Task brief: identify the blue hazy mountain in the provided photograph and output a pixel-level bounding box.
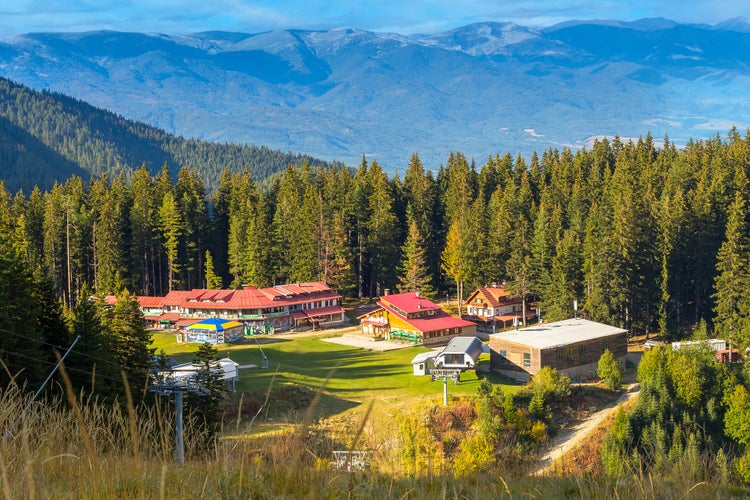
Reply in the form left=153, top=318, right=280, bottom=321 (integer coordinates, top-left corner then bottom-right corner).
left=1, top=18, right=749, bottom=172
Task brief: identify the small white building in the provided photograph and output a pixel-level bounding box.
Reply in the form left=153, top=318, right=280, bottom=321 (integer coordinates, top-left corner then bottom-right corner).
left=151, top=358, right=240, bottom=392
left=411, top=351, right=438, bottom=375
left=434, top=336, right=486, bottom=370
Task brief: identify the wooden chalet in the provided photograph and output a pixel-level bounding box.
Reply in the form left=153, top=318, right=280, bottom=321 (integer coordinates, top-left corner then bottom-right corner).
left=358, top=292, right=477, bottom=346
left=489, top=318, right=628, bottom=382
left=463, top=285, right=536, bottom=331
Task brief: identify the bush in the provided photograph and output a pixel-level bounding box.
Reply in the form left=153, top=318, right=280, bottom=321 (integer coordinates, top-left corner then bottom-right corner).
left=597, top=349, right=623, bottom=390
left=451, top=433, right=494, bottom=477
left=530, top=366, right=571, bottom=400
left=734, top=450, right=750, bottom=485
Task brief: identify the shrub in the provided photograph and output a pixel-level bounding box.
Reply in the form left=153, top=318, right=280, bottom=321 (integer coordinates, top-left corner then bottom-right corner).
left=451, top=433, right=494, bottom=478
left=734, top=450, right=750, bottom=485
left=530, top=366, right=571, bottom=400
left=597, top=349, right=623, bottom=390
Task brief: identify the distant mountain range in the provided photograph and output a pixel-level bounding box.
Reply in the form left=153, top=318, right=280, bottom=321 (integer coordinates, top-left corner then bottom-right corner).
left=1, top=18, right=750, bottom=173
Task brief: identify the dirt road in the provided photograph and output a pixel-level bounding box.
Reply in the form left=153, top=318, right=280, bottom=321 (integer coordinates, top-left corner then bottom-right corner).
left=530, top=383, right=639, bottom=476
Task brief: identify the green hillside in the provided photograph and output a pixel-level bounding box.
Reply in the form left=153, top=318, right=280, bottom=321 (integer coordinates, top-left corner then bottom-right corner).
left=0, top=76, right=334, bottom=192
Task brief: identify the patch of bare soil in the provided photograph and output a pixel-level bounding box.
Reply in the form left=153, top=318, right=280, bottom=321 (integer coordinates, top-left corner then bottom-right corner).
left=532, top=383, right=640, bottom=476
left=553, top=396, right=639, bottom=476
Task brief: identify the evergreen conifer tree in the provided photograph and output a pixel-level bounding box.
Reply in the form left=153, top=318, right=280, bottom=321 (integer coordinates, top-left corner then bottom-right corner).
left=713, top=192, right=750, bottom=349
left=398, top=213, right=434, bottom=296
left=204, top=250, right=222, bottom=289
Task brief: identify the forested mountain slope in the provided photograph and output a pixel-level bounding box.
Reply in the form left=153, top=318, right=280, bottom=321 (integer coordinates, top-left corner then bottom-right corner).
left=0, top=77, right=333, bottom=192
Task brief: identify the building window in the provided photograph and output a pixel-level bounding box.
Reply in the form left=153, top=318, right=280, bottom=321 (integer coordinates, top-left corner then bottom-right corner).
left=567, top=348, right=574, bottom=364
left=579, top=345, right=586, bottom=357
left=499, top=350, right=507, bottom=358
left=602, top=339, right=610, bottom=353
left=523, top=352, right=531, bottom=368
left=556, top=347, right=562, bottom=363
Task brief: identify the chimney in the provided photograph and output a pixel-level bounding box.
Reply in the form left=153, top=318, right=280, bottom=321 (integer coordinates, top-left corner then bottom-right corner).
left=384, top=288, right=390, bottom=296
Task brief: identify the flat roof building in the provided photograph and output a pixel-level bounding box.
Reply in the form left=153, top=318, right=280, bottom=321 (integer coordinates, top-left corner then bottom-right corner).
left=489, top=318, right=628, bottom=382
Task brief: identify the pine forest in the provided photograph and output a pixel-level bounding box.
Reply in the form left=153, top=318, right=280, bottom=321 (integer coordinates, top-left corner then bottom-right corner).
left=5, top=76, right=750, bottom=494
left=4, top=130, right=750, bottom=344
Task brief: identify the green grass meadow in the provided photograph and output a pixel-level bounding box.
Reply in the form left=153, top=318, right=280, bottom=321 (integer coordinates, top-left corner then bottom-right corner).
left=151, top=330, right=523, bottom=423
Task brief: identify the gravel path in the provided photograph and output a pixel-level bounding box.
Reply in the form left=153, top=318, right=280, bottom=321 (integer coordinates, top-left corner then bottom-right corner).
left=531, top=383, right=640, bottom=476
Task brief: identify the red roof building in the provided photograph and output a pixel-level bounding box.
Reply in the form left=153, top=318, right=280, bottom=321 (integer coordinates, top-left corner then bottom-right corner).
left=106, top=282, right=346, bottom=331
left=358, top=292, right=476, bottom=346
left=463, top=285, right=536, bottom=330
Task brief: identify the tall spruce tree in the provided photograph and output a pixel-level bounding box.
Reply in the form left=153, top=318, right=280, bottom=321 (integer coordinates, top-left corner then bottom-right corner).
left=713, top=192, right=750, bottom=349
left=211, top=169, right=233, bottom=286
left=352, top=158, right=373, bottom=298
left=204, top=250, right=222, bottom=289
left=33, top=267, right=70, bottom=368
left=398, top=211, right=433, bottom=296
left=103, top=289, right=154, bottom=403
left=93, top=179, right=127, bottom=294
left=67, top=284, right=114, bottom=395
left=159, top=191, right=183, bottom=292
left=0, top=221, right=45, bottom=389
left=442, top=219, right=467, bottom=309
left=129, top=166, right=157, bottom=295
left=174, top=168, right=209, bottom=290
left=321, top=210, right=356, bottom=296
left=506, top=217, right=533, bottom=326
left=366, top=161, right=398, bottom=296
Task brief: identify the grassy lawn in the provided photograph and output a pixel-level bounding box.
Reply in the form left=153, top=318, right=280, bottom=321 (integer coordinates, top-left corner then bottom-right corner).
left=150, top=330, right=524, bottom=427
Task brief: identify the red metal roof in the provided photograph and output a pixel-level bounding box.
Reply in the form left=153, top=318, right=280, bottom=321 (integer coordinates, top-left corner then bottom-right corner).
left=379, top=292, right=442, bottom=315
left=374, top=293, right=476, bottom=334
left=138, top=295, right=165, bottom=307
left=111, top=283, right=342, bottom=324
left=162, top=282, right=341, bottom=311
left=289, top=310, right=308, bottom=320
left=401, top=311, right=476, bottom=334
left=163, top=290, right=192, bottom=306
left=464, top=286, right=520, bottom=309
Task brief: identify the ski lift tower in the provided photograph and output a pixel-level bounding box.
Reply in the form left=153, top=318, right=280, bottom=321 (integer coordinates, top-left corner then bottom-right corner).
left=149, top=359, right=239, bottom=463
left=149, top=365, right=204, bottom=464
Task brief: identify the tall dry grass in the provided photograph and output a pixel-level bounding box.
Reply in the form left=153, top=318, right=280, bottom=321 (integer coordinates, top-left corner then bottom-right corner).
left=0, top=372, right=743, bottom=498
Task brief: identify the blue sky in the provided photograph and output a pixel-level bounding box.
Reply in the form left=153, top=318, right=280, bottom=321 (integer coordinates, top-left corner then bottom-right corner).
left=1, top=1, right=749, bottom=38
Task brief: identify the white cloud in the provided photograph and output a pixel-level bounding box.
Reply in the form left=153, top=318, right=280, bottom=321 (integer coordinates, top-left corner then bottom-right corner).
left=524, top=128, right=543, bottom=137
